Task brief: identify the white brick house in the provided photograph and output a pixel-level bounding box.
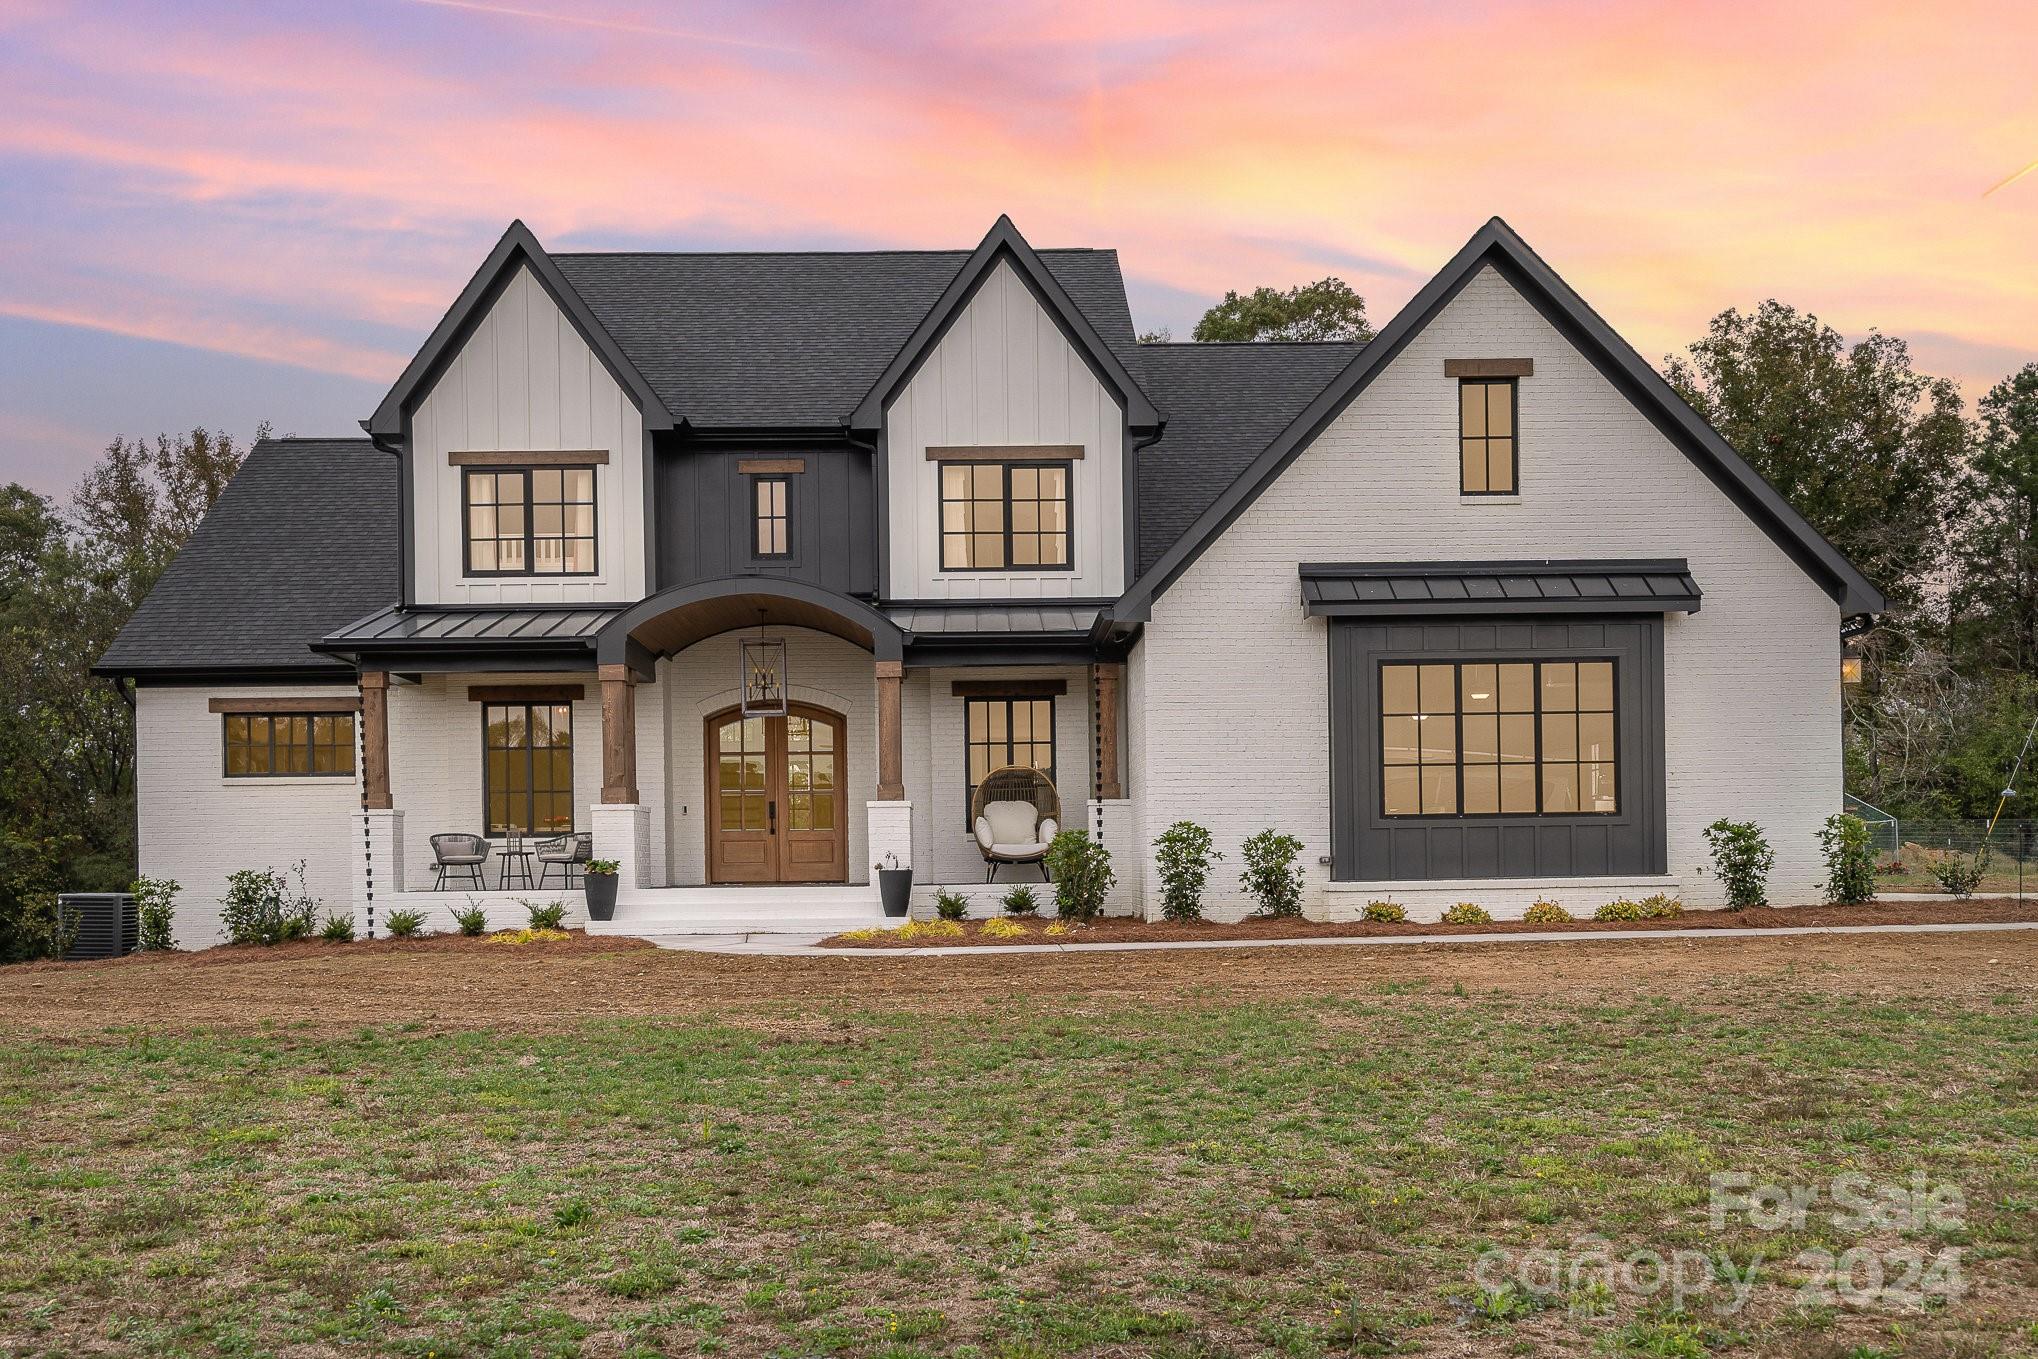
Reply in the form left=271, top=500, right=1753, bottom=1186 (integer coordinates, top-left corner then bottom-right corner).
left=99, top=217, right=1881, bottom=943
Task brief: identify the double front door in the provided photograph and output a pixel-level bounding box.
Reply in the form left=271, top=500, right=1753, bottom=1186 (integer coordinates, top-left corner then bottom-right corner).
left=705, top=704, right=847, bottom=884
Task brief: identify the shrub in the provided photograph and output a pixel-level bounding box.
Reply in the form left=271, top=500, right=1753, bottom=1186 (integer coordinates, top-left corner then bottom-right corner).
left=1239, top=829, right=1305, bottom=918
left=897, top=918, right=964, bottom=940
left=585, top=859, right=620, bottom=877
left=318, top=912, right=356, bottom=943
left=1440, top=901, right=1492, bottom=925
left=1703, top=819, right=1774, bottom=909
left=384, top=909, right=426, bottom=939
left=1361, top=900, right=1406, bottom=923
left=980, top=917, right=1025, bottom=938
left=524, top=899, right=567, bottom=931
left=1638, top=893, right=1684, bottom=919
left=131, top=876, right=179, bottom=952
left=489, top=927, right=570, bottom=945
left=220, top=864, right=319, bottom=946
left=932, top=888, right=970, bottom=921
left=1594, top=899, right=1647, bottom=921
left=1816, top=813, right=1877, bottom=906
left=1044, top=830, right=1116, bottom=921
left=999, top=884, right=1040, bottom=916
left=1043, top=920, right=1071, bottom=937
left=1930, top=849, right=1988, bottom=899
left=1153, top=821, right=1221, bottom=921
left=1522, top=899, right=1571, bottom=924
left=451, top=899, right=489, bottom=936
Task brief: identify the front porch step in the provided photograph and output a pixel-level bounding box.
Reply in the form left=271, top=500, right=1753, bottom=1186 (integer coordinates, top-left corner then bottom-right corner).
left=587, top=884, right=896, bottom=937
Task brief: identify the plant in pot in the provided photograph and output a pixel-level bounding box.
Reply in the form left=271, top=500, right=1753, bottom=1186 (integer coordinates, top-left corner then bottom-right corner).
left=583, top=858, right=621, bottom=921
left=874, top=852, right=912, bottom=918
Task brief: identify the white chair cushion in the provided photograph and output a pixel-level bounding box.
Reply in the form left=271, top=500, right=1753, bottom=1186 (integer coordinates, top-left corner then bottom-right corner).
left=982, top=800, right=1039, bottom=846
left=1038, top=817, right=1058, bottom=842
left=991, top=842, right=1050, bottom=857
left=974, top=815, right=994, bottom=852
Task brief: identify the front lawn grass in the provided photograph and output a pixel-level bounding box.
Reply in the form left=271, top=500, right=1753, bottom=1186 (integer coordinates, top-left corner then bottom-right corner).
left=2, top=981, right=2034, bottom=1356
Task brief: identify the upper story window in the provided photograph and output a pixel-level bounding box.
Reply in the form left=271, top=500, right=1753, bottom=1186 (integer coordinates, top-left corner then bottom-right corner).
left=939, top=461, right=1070, bottom=571
left=1459, top=378, right=1517, bottom=495
left=753, top=475, right=791, bottom=559
left=223, top=712, right=356, bottom=778
left=1379, top=659, right=1616, bottom=817
left=463, top=466, right=596, bottom=576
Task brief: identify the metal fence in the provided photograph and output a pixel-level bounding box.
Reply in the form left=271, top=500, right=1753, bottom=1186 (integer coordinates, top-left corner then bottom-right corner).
left=1852, top=815, right=2037, bottom=899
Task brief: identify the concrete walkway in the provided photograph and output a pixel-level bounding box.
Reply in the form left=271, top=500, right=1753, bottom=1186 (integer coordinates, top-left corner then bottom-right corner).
left=638, top=918, right=2038, bottom=957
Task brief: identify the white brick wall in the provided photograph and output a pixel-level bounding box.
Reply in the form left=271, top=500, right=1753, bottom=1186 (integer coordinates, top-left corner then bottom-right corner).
left=135, top=683, right=362, bottom=947
left=1132, top=265, right=1842, bottom=918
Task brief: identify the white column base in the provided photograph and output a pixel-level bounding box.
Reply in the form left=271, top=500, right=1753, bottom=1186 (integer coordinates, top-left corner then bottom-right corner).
left=355, top=808, right=405, bottom=937
left=867, top=799, right=914, bottom=902
left=591, top=803, right=652, bottom=891
left=1086, top=798, right=1142, bottom=917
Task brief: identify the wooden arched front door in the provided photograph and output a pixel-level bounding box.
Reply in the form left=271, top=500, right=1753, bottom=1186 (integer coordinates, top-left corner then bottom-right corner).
left=704, top=704, right=848, bottom=884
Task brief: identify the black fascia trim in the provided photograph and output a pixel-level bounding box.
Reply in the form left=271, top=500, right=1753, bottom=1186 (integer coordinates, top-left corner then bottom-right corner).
left=1306, top=597, right=1698, bottom=618
left=846, top=215, right=1161, bottom=431
left=312, top=644, right=600, bottom=674
left=91, top=663, right=357, bottom=683
left=366, top=220, right=674, bottom=437
left=905, top=641, right=1125, bottom=668
left=1113, top=217, right=1885, bottom=619
left=1299, top=558, right=1693, bottom=577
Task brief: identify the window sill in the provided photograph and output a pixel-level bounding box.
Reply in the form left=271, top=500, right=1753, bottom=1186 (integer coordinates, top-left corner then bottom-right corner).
left=1459, top=495, right=1522, bottom=505
left=220, top=776, right=357, bottom=788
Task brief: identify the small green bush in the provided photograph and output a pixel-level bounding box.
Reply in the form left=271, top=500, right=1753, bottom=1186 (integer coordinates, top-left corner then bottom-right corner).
left=999, top=884, right=1040, bottom=916
left=524, top=899, right=567, bottom=931
left=1594, top=899, right=1647, bottom=922
left=932, top=888, right=970, bottom=921
left=131, top=876, right=179, bottom=952
left=384, top=908, right=426, bottom=939
left=1239, top=829, right=1305, bottom=918
left=1638, top=893, right=1684, bottom=919
left=1703, top=818, right=1774, bottom=909
left=1044, top=830, right=1116, bottom=921
left=220, top=864, right=319, bottom=946
left=1440, top=901, right=1492, bottom=925
left=1361, top=900, right=1406, bottom=923
left=1930, top=849, right=1988, bottom=899
left=1522, top=899, right=1571, bottom=924
left=1817, top=813, right=1877, bottom=906
left=318, top=912, right=356, bottom=943
left=451, top=900, right=489, bottom=936
left=1153, top=820, right=1221, bottom=921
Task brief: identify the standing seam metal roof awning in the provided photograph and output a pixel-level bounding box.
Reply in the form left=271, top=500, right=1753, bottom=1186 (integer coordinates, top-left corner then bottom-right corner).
left=1298, top=560, right=1701, bottom=616
left=322, top=604, right=625, bottom=649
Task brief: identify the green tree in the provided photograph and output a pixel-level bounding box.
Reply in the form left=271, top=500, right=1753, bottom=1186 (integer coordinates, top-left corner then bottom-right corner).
left=1666, top=302, right=1966, bottom=619
left=1191, top=277, right=1372, bottom=343
left=1949, top=364, right=2038, bottom=671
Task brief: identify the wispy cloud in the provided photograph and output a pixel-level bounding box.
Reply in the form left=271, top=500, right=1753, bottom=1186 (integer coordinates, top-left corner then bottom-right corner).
left=396, top=0, right=808, bottom=54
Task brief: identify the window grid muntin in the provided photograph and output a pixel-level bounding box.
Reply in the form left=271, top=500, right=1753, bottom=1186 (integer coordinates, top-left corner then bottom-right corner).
left=462, top=465, right=597, bottom=577
left=483, top=701, right=575, bottom=835
left=1378, top=659, right=1617, bottom=818
left=1458, top=377, right=1518, bottom=496
left=963, top=696, right=1057, bottom=829
left=938, top=461, right=1072, bottom=572
left=221, top=712, right=357, bottom=778
left=752, top=475, right=791, bottom=559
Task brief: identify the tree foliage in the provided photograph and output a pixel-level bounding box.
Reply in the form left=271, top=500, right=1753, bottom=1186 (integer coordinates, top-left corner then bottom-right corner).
left=1948, top=364, right=2038, bottom=672
left=1191, top=277, right=1373, bottom=343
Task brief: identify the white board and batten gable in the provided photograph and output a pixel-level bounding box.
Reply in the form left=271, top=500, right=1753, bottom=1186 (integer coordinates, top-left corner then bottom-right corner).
left=409, top=263, right=648, bottom=606
left=883, top=259, right=1126, bottom=600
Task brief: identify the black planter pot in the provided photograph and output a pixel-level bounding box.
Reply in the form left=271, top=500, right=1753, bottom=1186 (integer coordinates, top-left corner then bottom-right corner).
left=584, top=873, right=619, bottom=921
left=877, top=868, right=913, bottom=918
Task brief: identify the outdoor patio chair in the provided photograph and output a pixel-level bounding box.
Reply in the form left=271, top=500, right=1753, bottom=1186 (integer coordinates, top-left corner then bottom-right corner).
left=971, top=765, right=1061, bottom=882
left=430, top=832, right=489, bottom=891
left=536, top=831, right=593, bottom=888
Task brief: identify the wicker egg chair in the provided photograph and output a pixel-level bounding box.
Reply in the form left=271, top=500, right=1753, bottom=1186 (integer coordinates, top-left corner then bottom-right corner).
left=970, top=765, right=1063, bottom=881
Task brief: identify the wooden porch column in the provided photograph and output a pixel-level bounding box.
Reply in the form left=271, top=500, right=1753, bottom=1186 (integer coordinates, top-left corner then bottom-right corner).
left=1092, top=662, right=1124, bottom=800
left=875, top=659, right=905, bottom=801
left=359, top=670, right=392, bottom=809
left=599, top=663, right=640, bottom=804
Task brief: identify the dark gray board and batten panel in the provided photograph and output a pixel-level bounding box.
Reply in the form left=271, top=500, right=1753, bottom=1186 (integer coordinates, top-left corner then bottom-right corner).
left=655, top=446, right=876, bottom=596
left=1328, top=617, right=1667, bottom=882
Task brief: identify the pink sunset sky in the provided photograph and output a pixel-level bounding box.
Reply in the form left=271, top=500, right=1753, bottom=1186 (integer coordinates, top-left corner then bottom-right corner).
left=2, top=0, right=2034, bottom=489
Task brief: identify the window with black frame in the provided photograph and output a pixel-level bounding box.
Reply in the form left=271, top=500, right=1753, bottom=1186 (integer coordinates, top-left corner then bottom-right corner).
left=223, top=712, right=356, bottom=777
left=482, top=702, right=575, bottom=834
left=963, top=695, right=1056, bottom=827
left=938, top=462, right=1069, bottom=570
left=1459, top=377, right=1518, bottom=495
left=463, top=466, right=596, bottom=575
left=1379, top=660, right=1615, bottom=816
left=753, top=475, right=791, bottom=558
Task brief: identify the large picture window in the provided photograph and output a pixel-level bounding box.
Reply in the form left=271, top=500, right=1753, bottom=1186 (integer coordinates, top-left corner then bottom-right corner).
left=483, top=702, right=575, bottom=834
left=223, top=712, right=356, bottom=778
left=1459, top=378, right=1517, bottom=495
left=939, top=462, right=1070, bottom=571
left=1380, top=660, right=1615, bottom=817
left=463, top=466, right=597, bottom=576
left=963, top=696, right=1056, bottom=828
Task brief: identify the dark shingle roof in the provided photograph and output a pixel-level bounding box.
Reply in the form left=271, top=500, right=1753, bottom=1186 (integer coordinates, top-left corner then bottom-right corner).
left=552, top=248, right=1141, bottom=428
left=1132, top=342, right=1363, bottom=576
left=96, top=439, right=396, bottom=677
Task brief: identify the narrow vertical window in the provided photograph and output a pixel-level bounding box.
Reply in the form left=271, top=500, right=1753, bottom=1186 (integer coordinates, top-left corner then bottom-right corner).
left=1459, top=378, right=1517, bottom=495
left=483, top=702, right=575, bottom=834
left=753, top=476, right=791, bottom=558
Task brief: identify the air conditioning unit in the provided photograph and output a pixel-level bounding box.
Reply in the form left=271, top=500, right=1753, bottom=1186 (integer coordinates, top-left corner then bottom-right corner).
left=58, top=893, right=139, bottom=960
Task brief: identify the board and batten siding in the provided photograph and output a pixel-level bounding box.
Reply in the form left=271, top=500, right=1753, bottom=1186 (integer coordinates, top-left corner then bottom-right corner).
left=409, top=264, right=647, bottom=606
left=884, top=260, right=1125, bottom=599
left=1130, top=264, right=1842, bottom=918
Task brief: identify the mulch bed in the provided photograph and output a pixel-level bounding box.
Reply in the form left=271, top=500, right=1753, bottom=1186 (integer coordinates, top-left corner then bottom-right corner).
left=12, top=927, right=653, bottom=975
left=821, top=897, right=2038, bottom=948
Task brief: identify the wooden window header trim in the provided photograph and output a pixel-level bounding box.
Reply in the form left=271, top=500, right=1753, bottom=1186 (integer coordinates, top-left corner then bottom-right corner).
left=466, top=684, right=586, bottom=704
left=448, top=449, right=609, bottom=466
left=209, top=697, right=362, bottom=714
left=950, top=679, right=1068, bottom=698
left=926, top=444, right=1084, bottom=462
left=1444, top=358, right=1534, bottom=378
left=737, top=457, right=806, bottom=475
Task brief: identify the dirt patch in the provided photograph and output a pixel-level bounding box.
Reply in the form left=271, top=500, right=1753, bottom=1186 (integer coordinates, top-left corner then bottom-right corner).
left=2, top=924, right=2032, bottom=1037
left=825, top=896, right=2038, bottom=947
